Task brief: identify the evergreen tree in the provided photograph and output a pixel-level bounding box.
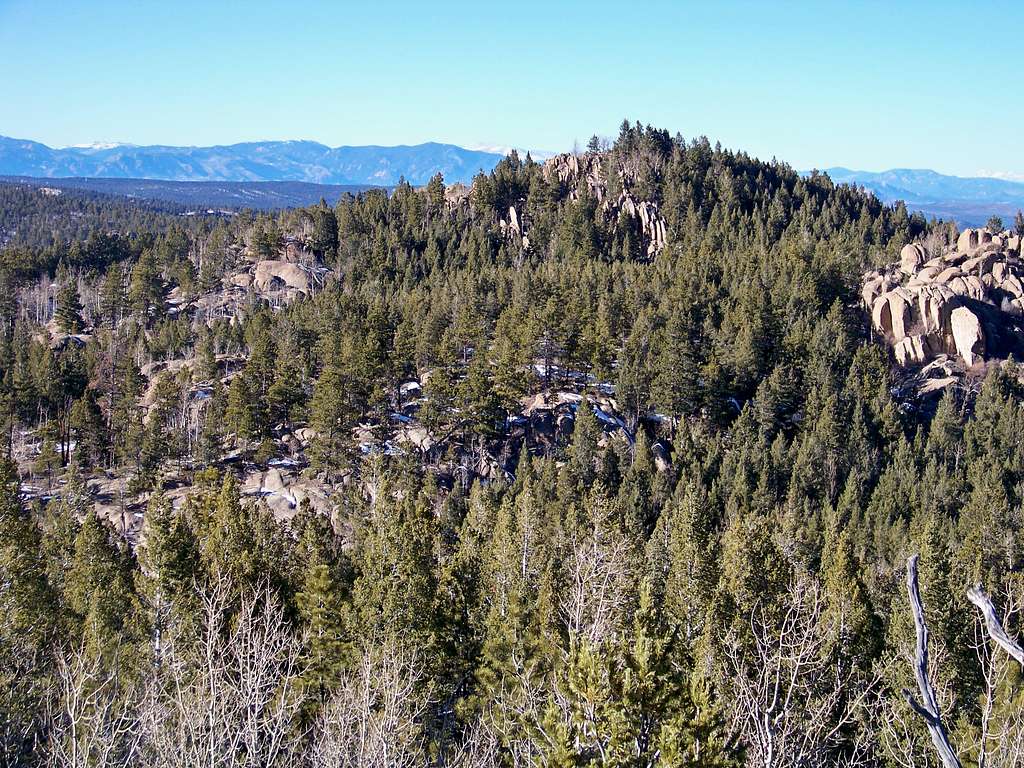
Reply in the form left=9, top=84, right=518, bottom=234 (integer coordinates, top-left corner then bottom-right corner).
left=54, top=278, right=84, bottom=334
left=65, top=510, right=136, bottom=655
left=296, top=547, right=350, bottom=714
left=540, top=580, right=741, bottom=767
left=567, top=396, right=601, bottom=488
left=0, top=458, right=55, bottom=765
left=137, top=492, right=200, bottom=660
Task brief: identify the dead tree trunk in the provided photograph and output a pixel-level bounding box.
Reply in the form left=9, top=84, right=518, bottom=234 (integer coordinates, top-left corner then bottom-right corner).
left=903, top=554, right=962, bottom=768
left=967, top=584, right=1024, bottom=666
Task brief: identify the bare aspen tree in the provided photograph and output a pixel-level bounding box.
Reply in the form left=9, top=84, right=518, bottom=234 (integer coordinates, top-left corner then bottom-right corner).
left=894, top=553, right=1024, bottom=768
left=473, top=657, right=550, bottom=767
left=559, top=505, right=635, bottom=645
left=967, top=583, right=1024, bottom=666
left=724, top=577, right=877, bottom=768
left=47, top=644, right=141, bottom=768
left=443, top=716, right=502, bottom=768
left=310, top=640, right=428, bottom=768
left=967, top=582, right=1024, bottom=768
left=139, top=580, right=303, bottom=768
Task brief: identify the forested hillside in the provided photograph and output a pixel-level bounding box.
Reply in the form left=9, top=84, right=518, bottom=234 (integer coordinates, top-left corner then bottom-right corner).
left=1, top=122, right=1021, bottom=768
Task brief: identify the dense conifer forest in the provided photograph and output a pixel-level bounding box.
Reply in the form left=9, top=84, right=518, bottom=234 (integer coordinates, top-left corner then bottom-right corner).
left=0, top=122, right=1021, bottom=767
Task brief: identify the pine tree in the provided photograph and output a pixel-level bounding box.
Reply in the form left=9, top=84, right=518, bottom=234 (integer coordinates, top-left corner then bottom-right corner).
left=0, top=457, right=55, bottom=765
left=267, top=351, right=305, bottom=426
left=201, top=474, right=259, bottom=591
left=309, top=354, right=363, bottom=473
left=459, top=350, right=501, bottom=440
left=54, top=278, right=84, bottom=334
left=662, top=482, right=720, bottom=644
left=618, top=429, right=655, bottom=535
left=352, top=486, right=438, bottom=655
left=65, top=510, right=136, bottom=655
left=136, top=493, right=199, bottom=660
left=541, top=580, right=741, bottom=767
left=567, top=395, right=601, bottom=488
left=309, top=201, right=339, bottom=259
left=129, top=249, right=167, bottom=324
left=195, top=326, right=219, bottom=382
left=98, top=263, right=126, bottom=327
left=296, top=550, right=350, bottom=714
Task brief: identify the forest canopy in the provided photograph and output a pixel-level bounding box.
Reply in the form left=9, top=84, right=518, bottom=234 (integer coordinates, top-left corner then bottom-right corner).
left=0, top=122, right=1019, bottom=768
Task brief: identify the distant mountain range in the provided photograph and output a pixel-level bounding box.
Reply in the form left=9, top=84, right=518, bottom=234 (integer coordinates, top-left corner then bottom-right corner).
left=4, top=135, right=1022, bottom=225
left=0, top=136, right=506, bottom=186
left=817, top=167, right=1024, bottom=227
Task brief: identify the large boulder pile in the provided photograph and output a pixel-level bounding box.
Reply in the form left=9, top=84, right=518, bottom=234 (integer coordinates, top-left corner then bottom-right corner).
left=863, top=228, right=1024, bottom=375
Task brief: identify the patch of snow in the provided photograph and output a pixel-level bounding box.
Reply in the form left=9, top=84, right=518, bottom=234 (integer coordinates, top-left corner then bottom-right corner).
left=64, top=141, right=136, bottom=150
left=267, top=458, right=298, bottom=468
left=974, top=169, right=1024, bottom=183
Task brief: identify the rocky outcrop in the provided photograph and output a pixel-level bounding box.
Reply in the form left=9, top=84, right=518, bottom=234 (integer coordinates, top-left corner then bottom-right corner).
left=618, top=192, right=667, bottom=257
left=543, top=153, right=606, bottom=199
left=900, top=243, right=926, bottom=275
left=241, top=465, right=333, bottom=518
left=541, top=152, right=668, bottom=259
left=499, top=205, right=529, bottom=250
left=863, top=230, right=1024, bottom=378
left=444, top=183, right=471, bottom=212
left=894, top=334, right=931, bottom=366
left=253, top=260, right=315, bottom=293
left=950, top=307, right=985, bottom=366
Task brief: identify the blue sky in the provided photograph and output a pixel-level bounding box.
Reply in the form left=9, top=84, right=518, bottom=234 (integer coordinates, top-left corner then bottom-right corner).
left=0, top=0, right=1019, bottom=177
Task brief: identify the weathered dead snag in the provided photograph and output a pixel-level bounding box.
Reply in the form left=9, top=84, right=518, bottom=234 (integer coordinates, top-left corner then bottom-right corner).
left=902, top=554, right=962, bottom=768
left=902, top=555, right=1024, bottom=768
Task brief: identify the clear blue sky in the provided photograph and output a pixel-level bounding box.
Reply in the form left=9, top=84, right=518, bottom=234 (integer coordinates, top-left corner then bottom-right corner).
left=0, top=0, right=1019, bottom=177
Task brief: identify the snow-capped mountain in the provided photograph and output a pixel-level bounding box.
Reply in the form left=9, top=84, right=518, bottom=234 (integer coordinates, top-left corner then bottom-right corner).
left=0, top=136, right=506, bottom=186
